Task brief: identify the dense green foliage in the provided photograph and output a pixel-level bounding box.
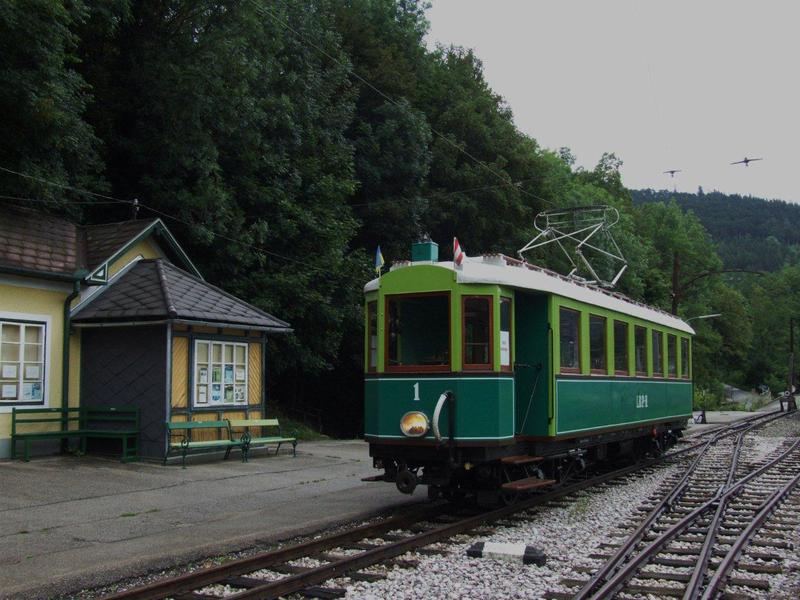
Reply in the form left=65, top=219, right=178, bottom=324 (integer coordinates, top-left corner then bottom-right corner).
left=0, top=1, right=793, bottom=431
left=632, top=188, right=800, bottom=272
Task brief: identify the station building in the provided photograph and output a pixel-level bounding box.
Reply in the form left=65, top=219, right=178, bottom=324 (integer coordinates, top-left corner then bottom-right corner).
left=0, top=205, right=290, bottom=459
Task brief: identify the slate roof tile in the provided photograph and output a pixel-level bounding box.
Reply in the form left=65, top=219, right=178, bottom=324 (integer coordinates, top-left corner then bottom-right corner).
left=73, top=259, right=290, bottom=331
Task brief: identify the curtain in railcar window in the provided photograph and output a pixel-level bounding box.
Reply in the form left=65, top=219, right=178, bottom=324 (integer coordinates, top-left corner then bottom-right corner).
left=614, top=320, right=629, bottom=374
left=635, top=326, right=647, bottom=375
left=652, top=330, right=663, bottom=376
left=681, top=338, right=690, bottom=378
left=560, top=308, right=580, bottom=372
left=464, top=297, right=491, bottom=367
left=589, top=315, right=607, bottom=373
left=668, top=334, right=678, bottom=377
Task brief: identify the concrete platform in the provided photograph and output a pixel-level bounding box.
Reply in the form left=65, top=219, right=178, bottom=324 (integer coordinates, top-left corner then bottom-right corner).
left=0, top=441, right=420, bottom=600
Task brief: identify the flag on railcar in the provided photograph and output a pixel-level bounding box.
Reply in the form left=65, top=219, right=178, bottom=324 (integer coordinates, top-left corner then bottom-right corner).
left=375, top=245, right=385, bottom=275
left=453, top=237, right=465, bottom=266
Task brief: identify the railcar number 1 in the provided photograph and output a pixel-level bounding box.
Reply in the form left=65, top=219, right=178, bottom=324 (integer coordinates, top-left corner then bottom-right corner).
left=636, top=394, right=648, bottom=408
left=413, top=382, right=420, bottom=402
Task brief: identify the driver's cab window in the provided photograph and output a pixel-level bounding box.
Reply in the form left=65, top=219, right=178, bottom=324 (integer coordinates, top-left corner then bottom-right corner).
left=387, top=294, right=450, bottom=372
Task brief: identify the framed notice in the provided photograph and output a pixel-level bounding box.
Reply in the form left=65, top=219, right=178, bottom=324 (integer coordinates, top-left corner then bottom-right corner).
left=2, top=384, right=17, bottom=399
left=197, top=386, right=208, bottom=405
left=224, top=385, right=233, bottom=402
left=198, top=367, right=208, bottom=384
left=212, top=367, right=221, bottom=383
left=235, top=367, right=245, bottom=382
left=224, top=365, right=234, bottom=384
left=22, top=382, right=42, bottom=401
left=211, top=384, right=221, bottom=403
left=25, top=365, right=40, bottom=380
left=2, top=364, right=17, bottom=379
left=500, top=331, right=511, bottom=366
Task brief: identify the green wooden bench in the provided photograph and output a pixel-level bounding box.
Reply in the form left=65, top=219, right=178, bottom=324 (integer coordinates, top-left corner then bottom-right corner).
left=163, top=420, right=248, bottom=468
left=11, top=406, right=140, bottom=463
left=229, top=418, right=298, bottom=461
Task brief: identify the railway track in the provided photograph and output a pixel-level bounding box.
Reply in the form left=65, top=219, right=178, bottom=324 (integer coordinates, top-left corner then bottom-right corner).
left=555, top=410, right=799, bottom=599
left=101, top=411, right=791, bottom=600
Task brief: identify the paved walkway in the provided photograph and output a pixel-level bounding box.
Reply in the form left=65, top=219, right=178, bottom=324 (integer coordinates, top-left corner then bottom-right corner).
left=0, top=441, right=421, bottom=600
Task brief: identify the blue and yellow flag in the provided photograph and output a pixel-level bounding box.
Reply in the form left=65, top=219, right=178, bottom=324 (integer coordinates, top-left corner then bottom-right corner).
left=375, top=245, right=385, bottom=275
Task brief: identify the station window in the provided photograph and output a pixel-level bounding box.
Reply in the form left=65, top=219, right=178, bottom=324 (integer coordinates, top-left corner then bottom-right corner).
left=681, top=337, right=690, bottom=378
left=367, top=301, right=377, bottom=372
left=652, top=330, right=663, bottom=377
left=0, top=321, right=46, bottom=405
left=500, top=298, right=512, bottom=371
left=667, top=334, right=677, bottom=378
left=614, top=320, right=629, bottom=375
left=194, top=341, right=248, bottom=407
left=463, top=296, right=492, bottom=369
left=589, top=315, right=607, bottom=373
left=559, top=308, right=580, bottom=373
left=635, top=326, right=647, bottom=376
left=387, top=293, right=450, bottom=371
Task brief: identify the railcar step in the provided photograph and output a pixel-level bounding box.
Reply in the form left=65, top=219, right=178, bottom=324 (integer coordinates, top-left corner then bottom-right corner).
left=501, top=477, right=556, bottom=492
left=501, top=454, right=545, bottom=465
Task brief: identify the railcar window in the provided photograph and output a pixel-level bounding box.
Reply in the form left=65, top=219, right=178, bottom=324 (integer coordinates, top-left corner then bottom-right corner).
left=614, top=320, right=629, bottom=374
left=668, top=334, right=677, bottom=377
left=681, top=337, right=690, bottom=378
left=500, top=298, right=512, bottom=370
left=589, top=315, right=607, bottom=373
left=559, top=308, right=580, bottom=372
left=635, top=326, right=647, bottom=375
left=463, top=296, right=492, bottom=368
left=367, top=301, right=377, bottom=371
left=652, top=330, right=663, bottom=377
left=387, top=294, right=449, bottom=371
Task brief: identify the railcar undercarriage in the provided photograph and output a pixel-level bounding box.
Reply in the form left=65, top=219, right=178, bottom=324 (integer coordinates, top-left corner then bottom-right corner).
left=368, top=419, right=685, bottom=504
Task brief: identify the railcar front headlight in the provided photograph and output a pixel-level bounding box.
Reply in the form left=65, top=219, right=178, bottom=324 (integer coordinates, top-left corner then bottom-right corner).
left=400, top=411, right=429, bottom=437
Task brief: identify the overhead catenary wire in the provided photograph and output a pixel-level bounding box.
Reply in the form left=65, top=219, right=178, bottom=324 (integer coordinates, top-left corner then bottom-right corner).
left=0, top=166, right=336, bottom=275
left=247, top=0, right=555, bottom=208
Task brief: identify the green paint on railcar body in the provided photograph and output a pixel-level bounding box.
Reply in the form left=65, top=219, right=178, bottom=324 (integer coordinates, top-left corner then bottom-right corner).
left=555, top=377, right=692, bottom=435
left=365, top=376, right=515, bottom=441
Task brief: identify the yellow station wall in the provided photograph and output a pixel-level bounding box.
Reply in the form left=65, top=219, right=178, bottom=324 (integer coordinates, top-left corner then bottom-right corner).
left=1, top=237, right=166, bottom=457
left=169, top=328, right=265, bottom=442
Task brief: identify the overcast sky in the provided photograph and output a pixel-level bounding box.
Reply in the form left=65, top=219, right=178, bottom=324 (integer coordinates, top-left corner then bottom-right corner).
left=426, top=1, right=799, bottom=203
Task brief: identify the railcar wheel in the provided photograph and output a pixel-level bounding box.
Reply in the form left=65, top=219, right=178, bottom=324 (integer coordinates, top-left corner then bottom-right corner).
left=500, top=489, right=520, bottom=506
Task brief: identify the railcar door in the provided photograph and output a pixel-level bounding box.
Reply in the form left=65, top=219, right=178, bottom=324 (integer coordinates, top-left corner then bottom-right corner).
left=513, top=292, right=550, bottom=437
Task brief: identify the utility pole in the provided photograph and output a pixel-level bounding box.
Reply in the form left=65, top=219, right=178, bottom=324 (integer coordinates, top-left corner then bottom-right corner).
left=788, top=318, right=797, bottom=412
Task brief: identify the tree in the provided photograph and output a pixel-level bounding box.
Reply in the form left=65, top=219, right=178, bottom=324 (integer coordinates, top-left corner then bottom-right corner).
left=0, top=0, right=104, bottom=214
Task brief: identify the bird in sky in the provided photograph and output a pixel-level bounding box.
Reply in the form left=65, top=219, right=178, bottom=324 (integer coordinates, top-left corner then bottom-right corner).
left=663, top=169, right=682, bottom=177
left=731, top=157, right=763, bottom=167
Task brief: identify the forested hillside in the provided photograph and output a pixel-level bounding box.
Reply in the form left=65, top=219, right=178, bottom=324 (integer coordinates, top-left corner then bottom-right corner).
left=632, top=189, right=800, bottom=271
left=1, top=1, right=795, bottom=431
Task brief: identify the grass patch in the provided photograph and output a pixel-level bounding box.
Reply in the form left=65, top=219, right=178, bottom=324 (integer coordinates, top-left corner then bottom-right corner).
left=267, top=409, right=329, bottom=441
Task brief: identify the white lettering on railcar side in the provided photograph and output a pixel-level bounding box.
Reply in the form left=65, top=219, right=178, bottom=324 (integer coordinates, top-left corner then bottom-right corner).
left=413, top=382, right=420, bottom=402
left=636, top=394, right=649, bottom=408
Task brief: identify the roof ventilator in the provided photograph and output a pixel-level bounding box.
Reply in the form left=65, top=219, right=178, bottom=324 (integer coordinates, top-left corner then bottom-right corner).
left=517, top=205, right=628, bottom=288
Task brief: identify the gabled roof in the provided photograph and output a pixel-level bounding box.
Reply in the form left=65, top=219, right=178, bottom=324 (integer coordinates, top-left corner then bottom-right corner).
left=0, top=205, right=201, bottom=281
left=72, top=259, right=291, bottom=332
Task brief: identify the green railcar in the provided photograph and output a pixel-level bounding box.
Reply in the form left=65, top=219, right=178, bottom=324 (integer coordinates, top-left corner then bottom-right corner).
left=364, top=241, right=693, bottom=500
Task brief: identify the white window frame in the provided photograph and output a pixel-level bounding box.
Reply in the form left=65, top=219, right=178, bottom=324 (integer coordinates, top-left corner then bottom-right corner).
left=0, top=311, right=51, bottom=412
left=192, top=340, right=249, bottom=408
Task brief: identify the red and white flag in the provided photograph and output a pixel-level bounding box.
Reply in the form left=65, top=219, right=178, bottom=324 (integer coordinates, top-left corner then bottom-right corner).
left=453, top=237, right=465, bottom=266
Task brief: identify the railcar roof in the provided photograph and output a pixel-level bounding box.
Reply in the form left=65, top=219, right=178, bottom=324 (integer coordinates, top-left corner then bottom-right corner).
left=364, top=254, right=694, bottom=335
